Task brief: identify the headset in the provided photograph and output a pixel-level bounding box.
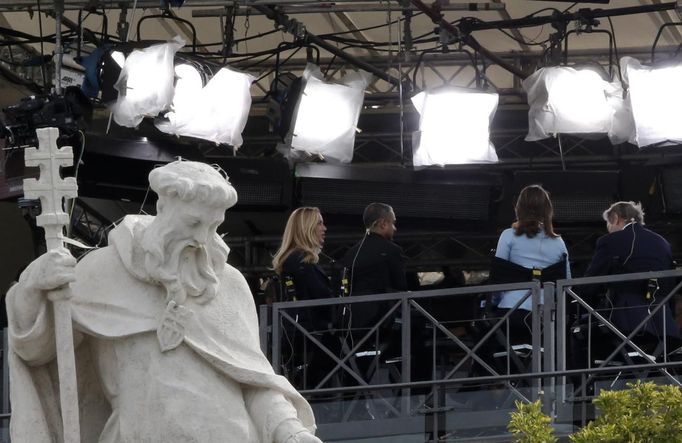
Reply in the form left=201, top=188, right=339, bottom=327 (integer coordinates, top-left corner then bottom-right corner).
left=347, top=227, right=371, bottom=298
left=622, top=218, right=637, bottom=267
left=341, top=224, right=375, bottom=351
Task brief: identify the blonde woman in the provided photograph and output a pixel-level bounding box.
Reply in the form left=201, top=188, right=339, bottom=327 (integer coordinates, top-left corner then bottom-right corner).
left=272, top=207, right=331, bottom=301
left=272, top=207, right=335, bottom=388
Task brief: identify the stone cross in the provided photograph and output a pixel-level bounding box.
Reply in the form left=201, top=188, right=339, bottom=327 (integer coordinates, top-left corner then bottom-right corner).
left=23, top=127, right=81, bottom=443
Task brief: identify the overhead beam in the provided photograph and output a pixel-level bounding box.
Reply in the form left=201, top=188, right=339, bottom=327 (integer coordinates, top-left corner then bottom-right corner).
left=252, top=4, right=405, bottom=89
left=150, top=8, right=208, bottom=54
left=409, top=0, right=529, bottom=79
left=192, top=3, right=505, bottom=16
left=333, top=11, right=382, bottom=59
left=0, top=1, right=506, bottom=12
left=456, top=2, right=680, bottom=32
left=491, top=0, right=529, bottom=52
left=646, top=0, right=682, bottom=55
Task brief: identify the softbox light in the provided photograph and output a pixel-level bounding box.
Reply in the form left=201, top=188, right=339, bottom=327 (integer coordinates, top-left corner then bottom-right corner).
left=411, top=87, right=499, bottom=166
left=155, top=65, right=254, bottom=148
left=282, top=64, right=370, bottom=164
left=523, top=66, right=619, bottom=141
left=622, top=56, right=682, bottom=147
left=112, top=38, right=184, bottom=128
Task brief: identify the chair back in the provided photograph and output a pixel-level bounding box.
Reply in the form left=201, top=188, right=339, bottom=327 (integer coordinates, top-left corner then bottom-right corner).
left=489, top=254, right=567, bottom=285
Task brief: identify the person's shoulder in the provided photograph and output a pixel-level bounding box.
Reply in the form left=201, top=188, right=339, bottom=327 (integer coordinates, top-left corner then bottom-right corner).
left=640, top=225, right=672, bottom=247
left=282, top=249, right=306, bottom=272
left=498, top=227, right=516, bottom=242
left=386, top=239, right=404, bottom=254
left=372, top=234, right=403, bottom=254
left=500, top=227, right=515, bottom=237
left=596, top=229, right=623, bottom=246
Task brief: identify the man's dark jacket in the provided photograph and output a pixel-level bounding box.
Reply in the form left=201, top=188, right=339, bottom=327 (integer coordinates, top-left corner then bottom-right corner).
left=341, top=233, right=407, bottom=329
left=583, top=222, right=680, bottom=338
left=342, top=232, right=407, bottom=296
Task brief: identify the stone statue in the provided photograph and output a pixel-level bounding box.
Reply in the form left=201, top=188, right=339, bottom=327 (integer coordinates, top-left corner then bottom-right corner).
left=7, top=160, right=322, bottom=443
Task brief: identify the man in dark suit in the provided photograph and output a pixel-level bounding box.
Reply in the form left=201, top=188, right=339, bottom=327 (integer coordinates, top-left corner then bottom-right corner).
left=582, top=201, right=681, bottom=341
left=343, top=202, right=407, bottom=298
left=339, top=203, right=407, bottom=384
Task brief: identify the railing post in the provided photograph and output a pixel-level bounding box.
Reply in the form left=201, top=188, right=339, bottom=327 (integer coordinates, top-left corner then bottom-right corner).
left=556, top=281, right=567, bottom=406
left=531, top=281, right=542, bottom=400
left=2, top=328, right=8, bottom=442
left=259, top=304, right=270, bottom=357
left=272, top=304, right=282, bottom=374
left=543, top=282, right=555, bottom=417
left=401, top=293, right=411, bottom=417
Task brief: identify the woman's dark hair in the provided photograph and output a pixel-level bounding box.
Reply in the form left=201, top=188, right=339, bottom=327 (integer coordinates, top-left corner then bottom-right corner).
left=512, top=185, right=559, bottom=238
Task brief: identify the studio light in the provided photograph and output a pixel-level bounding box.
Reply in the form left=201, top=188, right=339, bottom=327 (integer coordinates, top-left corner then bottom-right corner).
left=622, top=56, right=682, bottom=147
left=410, top=87, right=499, bottom=166
left=281, top=64, right=370, bottom=164
left=155, top=65, right=254, bottom=148
left=112, top=38, right=184, bottom=128
left=523, top=66, right=618, bottom=141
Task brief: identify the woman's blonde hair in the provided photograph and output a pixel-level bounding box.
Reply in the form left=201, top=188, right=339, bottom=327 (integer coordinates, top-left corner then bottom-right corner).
left=272, top=207, right=322, bottom=274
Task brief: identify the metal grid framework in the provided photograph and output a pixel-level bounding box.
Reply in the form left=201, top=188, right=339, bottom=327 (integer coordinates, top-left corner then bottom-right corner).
left=258, top=269, right=682, bottom=441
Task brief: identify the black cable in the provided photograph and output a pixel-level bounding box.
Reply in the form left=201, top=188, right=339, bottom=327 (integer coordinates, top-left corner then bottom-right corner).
left=562, top=3, right=579, bottom=13
left=0, top=30, right=79, bottom=45
left=253, top=46, right=302, bottom=83
left=240, top=45, right=300, bottom=71
left=184, top=29, right=280, bottom=48
left=321, top=34, right=438, bottom=47
left=233, top=28, right=279, bottom=44
left=496, top=27, right=552, bottom=47
left=201, top=42, right=299, bottom=61
left=607, top=16, right=623, bottom=84
left=318, top=12, right=422, bottom=38
left=524, top=7, right=574, bottom=19
left=323, top=53, right=337, bottom=76
left=36, top=0, right=46, bottom=87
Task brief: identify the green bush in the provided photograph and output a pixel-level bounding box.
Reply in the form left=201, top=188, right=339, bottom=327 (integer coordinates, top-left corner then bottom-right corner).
left=509, top=381, right=682, bottom=443
left=570, top=381, right=682, bottom=443
left=508, top=400, right=557, bottom=443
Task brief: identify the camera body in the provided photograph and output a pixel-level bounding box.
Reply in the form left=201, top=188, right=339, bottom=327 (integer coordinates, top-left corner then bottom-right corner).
left=2, top=86, right=92, bottom=148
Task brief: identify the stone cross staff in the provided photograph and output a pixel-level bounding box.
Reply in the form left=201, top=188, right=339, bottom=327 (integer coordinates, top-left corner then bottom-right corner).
left=23, top=127, right=80, bottom=443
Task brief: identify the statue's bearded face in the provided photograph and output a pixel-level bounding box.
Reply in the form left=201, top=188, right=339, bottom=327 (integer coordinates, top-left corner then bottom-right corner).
left=142, top=198, right=228, bottom=305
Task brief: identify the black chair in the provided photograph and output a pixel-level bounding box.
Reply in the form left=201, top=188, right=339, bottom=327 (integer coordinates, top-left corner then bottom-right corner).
left=478, top=255, right=567, bottom=375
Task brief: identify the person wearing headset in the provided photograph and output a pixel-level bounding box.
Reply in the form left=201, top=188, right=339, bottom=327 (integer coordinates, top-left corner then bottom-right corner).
left=342, top=202, right=407, bottom=299
left=273, top=207, right=332, bottom=305
left=492, top=185, right=571, bottom=345
left=339, top=203, right=407, bottom=385
left=272, top=207, right=337, bottom=389
left=582, top=201, right=681, bottom=343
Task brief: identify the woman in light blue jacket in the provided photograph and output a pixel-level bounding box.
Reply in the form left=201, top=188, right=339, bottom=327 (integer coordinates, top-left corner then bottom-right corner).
left=494, top=184, right=570, bottom=341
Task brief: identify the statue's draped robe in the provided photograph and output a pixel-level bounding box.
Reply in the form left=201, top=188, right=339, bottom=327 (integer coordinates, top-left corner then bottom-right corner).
left=8, top=216, right=315, bottom=443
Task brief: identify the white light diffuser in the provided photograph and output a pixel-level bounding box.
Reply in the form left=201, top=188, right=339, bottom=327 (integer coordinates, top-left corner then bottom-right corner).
left=287, top=64, right=370, bottom=164
left=112, top=38, right=184, bottom=127
left=155, top=65, right=254, bottom=148
left=523, top=66, right=617, bottom=141
left=622, top=56, right=682, bottom=147
left=411, top=87, right=499, bottom=166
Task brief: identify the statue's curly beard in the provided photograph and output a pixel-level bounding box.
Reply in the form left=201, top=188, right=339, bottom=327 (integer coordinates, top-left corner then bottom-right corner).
left=142, top=229, right=227, bottom=305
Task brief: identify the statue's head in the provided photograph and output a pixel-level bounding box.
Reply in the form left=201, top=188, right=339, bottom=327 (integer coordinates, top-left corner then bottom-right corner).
left=142, top=161, right=238, bottom=304
left=149, top=160, right=238, bottom=212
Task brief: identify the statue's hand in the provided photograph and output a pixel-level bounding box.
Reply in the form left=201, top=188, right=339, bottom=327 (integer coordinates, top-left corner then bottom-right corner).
left=24, top=248, right=76, bottom=293
left=273, top=419, right=323, bottom=443
left=283, top=430, right=323, bottom=443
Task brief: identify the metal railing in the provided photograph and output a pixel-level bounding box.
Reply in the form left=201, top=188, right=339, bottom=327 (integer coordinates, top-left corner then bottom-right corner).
left=260, top=269, right=682, bottom=439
